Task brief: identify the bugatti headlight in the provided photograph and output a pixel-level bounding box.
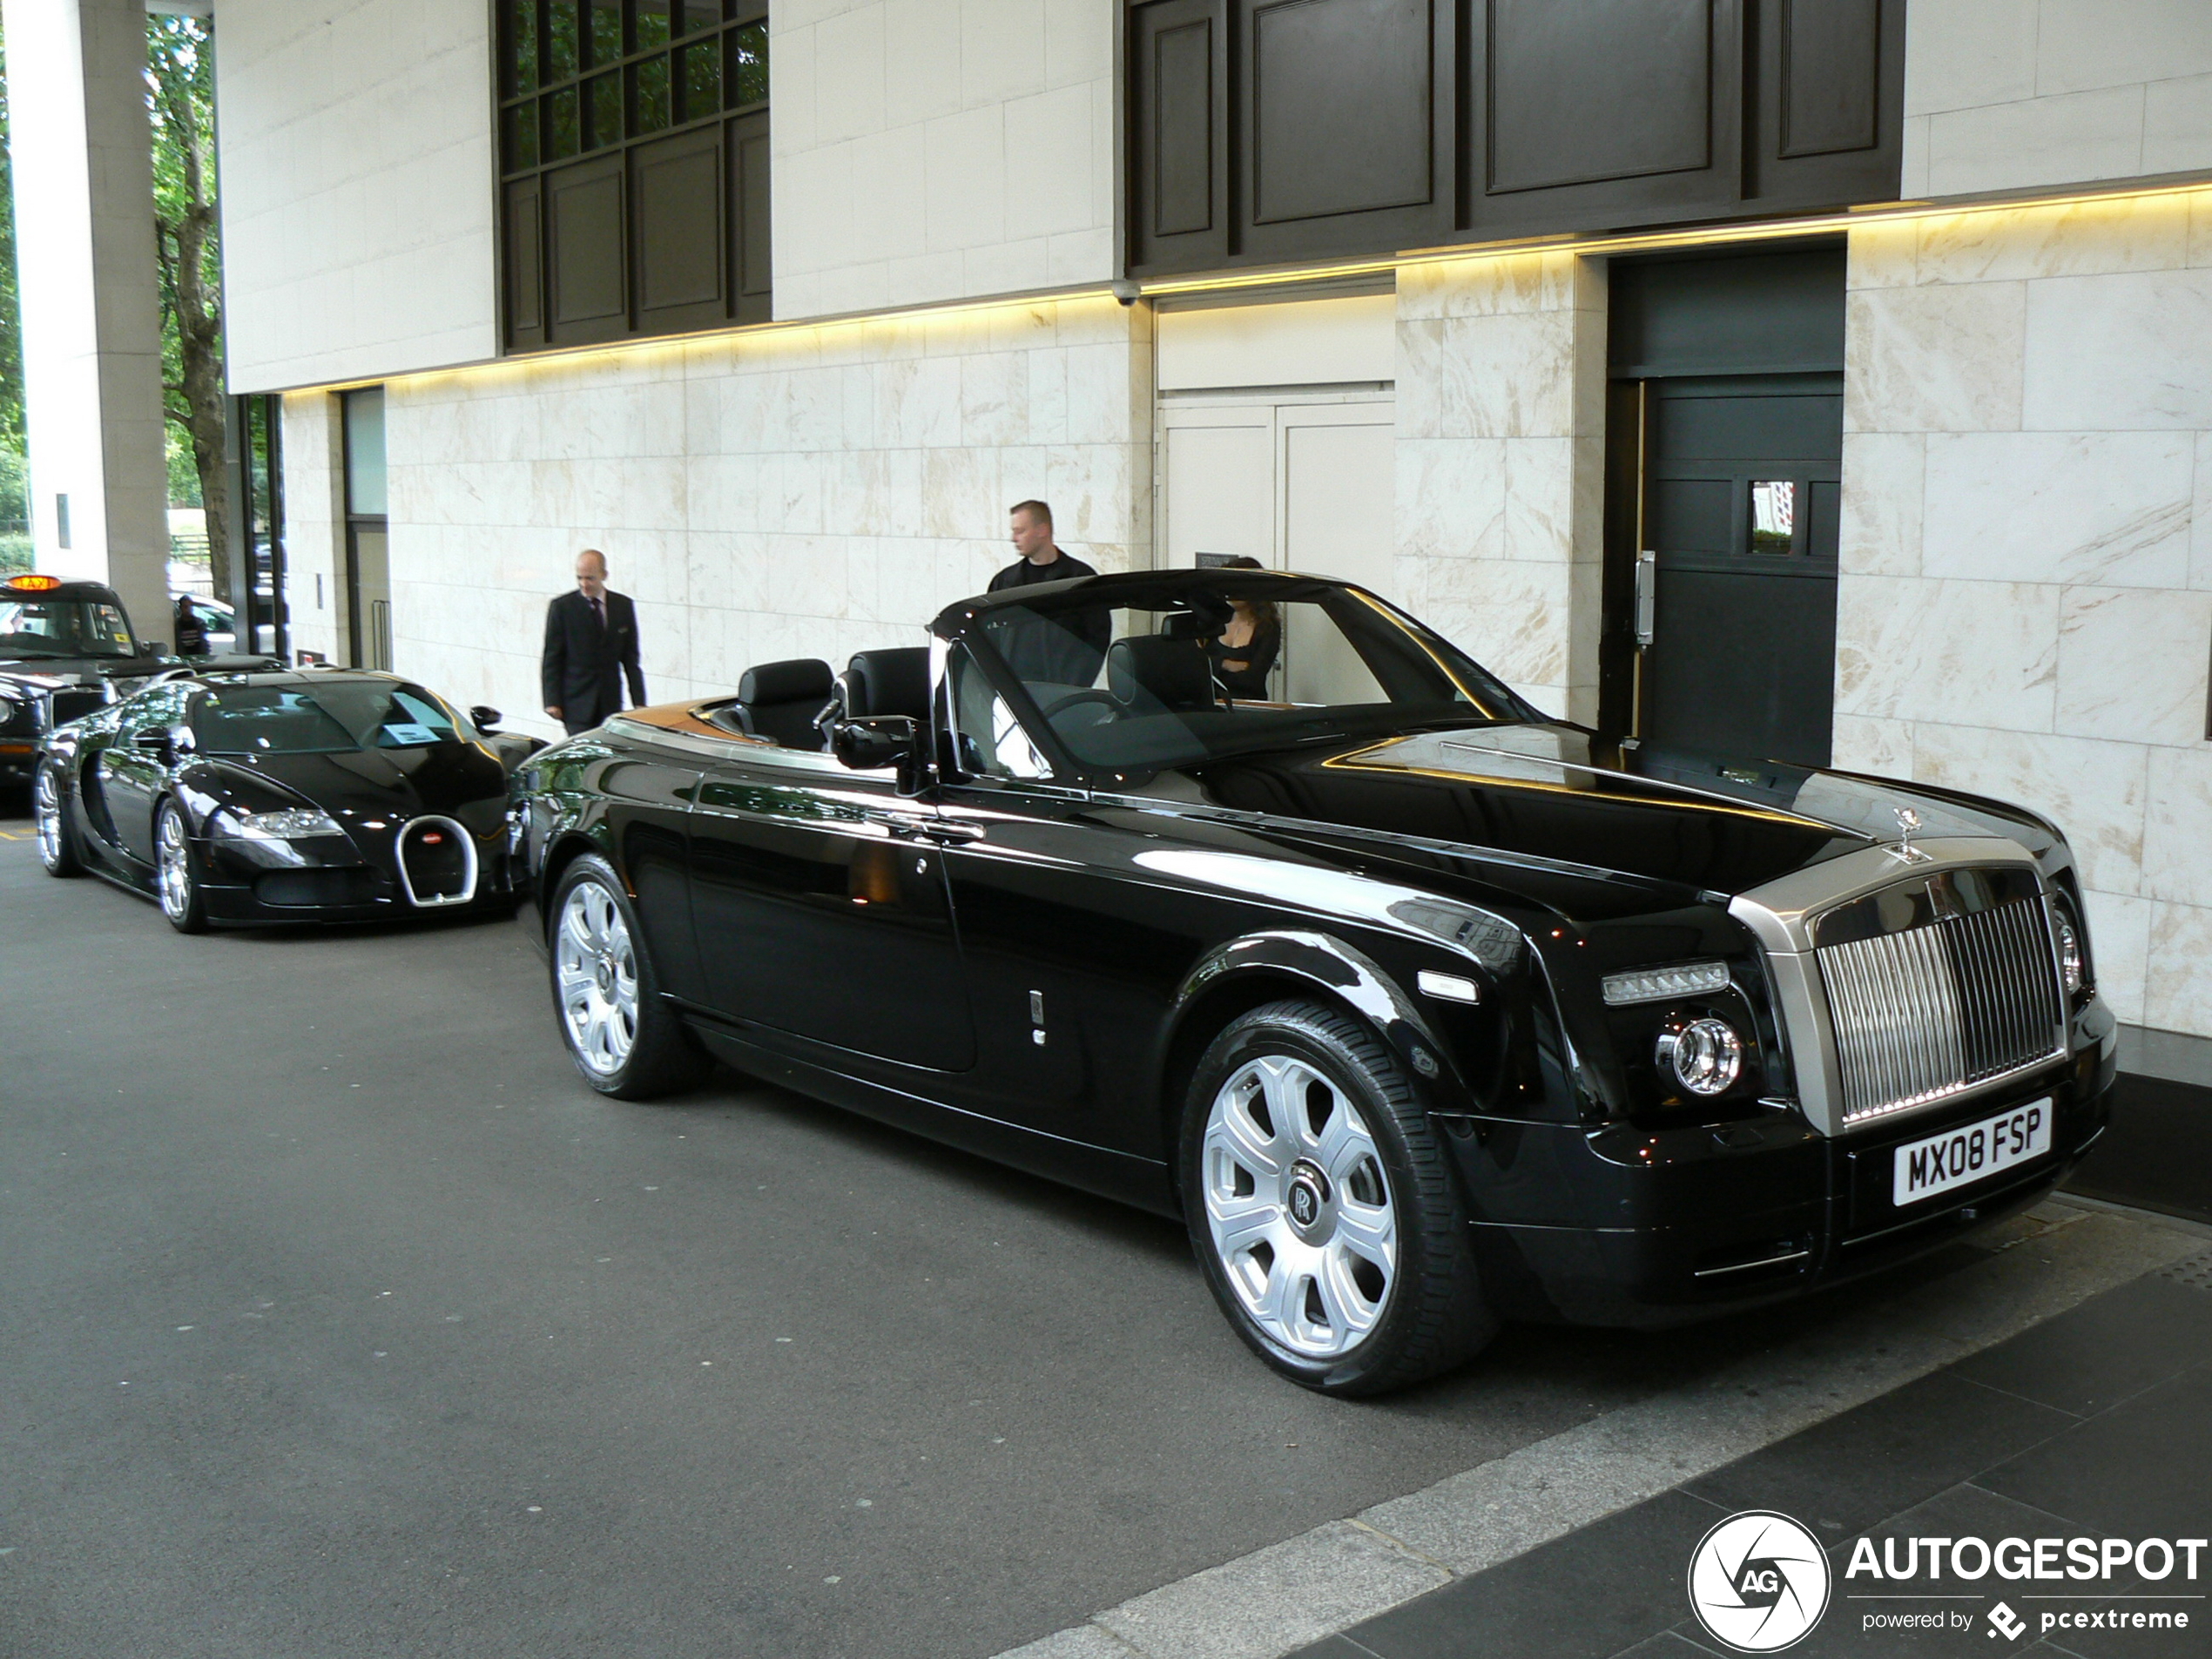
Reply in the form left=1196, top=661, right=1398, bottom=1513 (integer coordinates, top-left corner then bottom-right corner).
left=212, top=805, right=344, bottom=840
left=1656, top=1016, right=1743, bottom=1096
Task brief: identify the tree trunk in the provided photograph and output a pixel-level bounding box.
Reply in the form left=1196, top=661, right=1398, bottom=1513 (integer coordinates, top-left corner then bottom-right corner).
left=151, top=42, right=229, bottom=606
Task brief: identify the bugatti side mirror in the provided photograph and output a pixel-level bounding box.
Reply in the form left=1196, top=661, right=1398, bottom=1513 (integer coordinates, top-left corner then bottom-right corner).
left=470, top=705, right=503, bottom=733
left=131, top=727, right=173, bottom=757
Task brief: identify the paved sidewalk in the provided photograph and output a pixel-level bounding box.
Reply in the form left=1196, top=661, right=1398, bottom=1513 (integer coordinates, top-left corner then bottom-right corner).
left=1001, top=1204, right=2209, bottom=1659
left=1295, top=1245, right=2212, bottom=1658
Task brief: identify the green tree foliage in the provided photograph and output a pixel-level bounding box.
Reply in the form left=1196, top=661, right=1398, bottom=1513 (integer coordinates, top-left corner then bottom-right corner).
left=0, top=14, right=26, bottom=465
left=147, top=13, right=226, bottom=591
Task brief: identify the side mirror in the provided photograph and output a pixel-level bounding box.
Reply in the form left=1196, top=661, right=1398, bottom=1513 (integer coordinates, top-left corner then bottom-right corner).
left=833, top=715, right=920, bottom=773
left=131, top=728, right=173, bottom=758
left=470, top=705, right=503, bottom=733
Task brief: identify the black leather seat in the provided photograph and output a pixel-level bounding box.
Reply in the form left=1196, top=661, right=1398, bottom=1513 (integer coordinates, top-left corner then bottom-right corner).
left=735, top=658, right=835, bottom=749
left=841, top=647, right=931, bottom=720
left=1107, top=635, right=1215, bottom=714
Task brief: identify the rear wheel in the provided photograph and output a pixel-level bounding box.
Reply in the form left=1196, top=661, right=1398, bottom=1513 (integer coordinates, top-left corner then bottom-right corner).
left=1181, top=998, right=1495, bottom=1396
left=155, top=799, right=208, bottom=933
left=33, top=764, right=81, bottom=877
left=550, top=853, right=711, bottom=1098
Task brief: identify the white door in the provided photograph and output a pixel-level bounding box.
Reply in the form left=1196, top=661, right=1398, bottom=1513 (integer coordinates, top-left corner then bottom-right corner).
left=1158, top=394, right=1395, bottom=702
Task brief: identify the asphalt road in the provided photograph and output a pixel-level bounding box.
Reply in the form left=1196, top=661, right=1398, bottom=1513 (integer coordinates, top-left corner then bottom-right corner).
left=0, top=802, right=2032, bottom=1659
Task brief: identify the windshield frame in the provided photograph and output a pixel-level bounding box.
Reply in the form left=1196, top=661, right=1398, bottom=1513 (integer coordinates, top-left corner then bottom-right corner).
left=946, top=574, right=1544, bottom=785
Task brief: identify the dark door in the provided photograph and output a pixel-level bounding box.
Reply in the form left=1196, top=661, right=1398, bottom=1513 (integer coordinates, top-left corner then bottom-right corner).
left=1637, top=373, right=1841, bottom=765
left=1602, top=242, right=1847, bottom=767
left=686, top=753, right=975, bottom=1072
left=97, top=685, right=193, bottom=865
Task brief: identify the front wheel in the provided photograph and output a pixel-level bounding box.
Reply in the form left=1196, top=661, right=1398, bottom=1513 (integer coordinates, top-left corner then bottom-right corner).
left=549, top=853, right=711, bottom=1098
left=33, top=764, right=82, bottom=877
left=1181, top=999, right=1496, bottom=1396
left=155, top=799, right=208, bottom=933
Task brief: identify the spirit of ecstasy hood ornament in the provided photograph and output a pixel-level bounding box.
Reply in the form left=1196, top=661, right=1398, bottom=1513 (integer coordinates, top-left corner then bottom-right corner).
left=1890, top=805, right=1932, bottom=865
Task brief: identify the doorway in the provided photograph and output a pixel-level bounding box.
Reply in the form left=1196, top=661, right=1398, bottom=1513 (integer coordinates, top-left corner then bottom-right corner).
left=341, top=386, right=391, bottom=671
left=1602, top=245, right=1847, bottom=766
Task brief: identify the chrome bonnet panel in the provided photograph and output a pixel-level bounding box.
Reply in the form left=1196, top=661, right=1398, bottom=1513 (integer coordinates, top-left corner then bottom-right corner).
left=1730, top=837, right=2068, bottom=1137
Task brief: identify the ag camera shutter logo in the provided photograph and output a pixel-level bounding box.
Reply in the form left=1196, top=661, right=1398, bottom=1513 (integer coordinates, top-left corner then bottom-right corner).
left=1688, top=1511, right=1833, bottom=1652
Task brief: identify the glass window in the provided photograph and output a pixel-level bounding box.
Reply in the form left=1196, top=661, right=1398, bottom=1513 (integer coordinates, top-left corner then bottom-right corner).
left=506, top=0, right=540, bottom=93
left=504, top=102, right=540, bottom=172
left=635, top=0, right=672, bottom=51
left=949, top=648, right=1050, bottom=781
left=633, top=53, right=671, bottom=133
left=586, top=71, right=621, bottom=149
left=968, top=577, right=1533, bottom=775
left=585, top=0, right=622, bottom=66
left=0, top=598, right=138, bottom=659
left=727, top=20, right=767, bottom=106
left=546, top=0, right=579, bottom=81
left=546, top=85, right=581, bottom=158
left=1749, top=479, right=1797, bottom=554
left=678, top=38, right=719, bottom=120
left=341, top=388, right=387, bottom=518
left=192, top=684, right=462, bottom=756
left=677, top=1, right=719, bottom=37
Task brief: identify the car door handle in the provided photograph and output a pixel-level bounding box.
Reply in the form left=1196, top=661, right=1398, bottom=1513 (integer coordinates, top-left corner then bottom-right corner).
left=861, top=809, right=985, bottom=846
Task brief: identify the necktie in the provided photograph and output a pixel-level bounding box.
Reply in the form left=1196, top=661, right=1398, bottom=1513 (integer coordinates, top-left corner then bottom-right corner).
left=589, top=596, right=604, bottom=630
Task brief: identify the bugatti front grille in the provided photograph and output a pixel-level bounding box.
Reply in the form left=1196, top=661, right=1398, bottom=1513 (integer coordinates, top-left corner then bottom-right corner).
left=1816, top=883, right=2066, bottom=1125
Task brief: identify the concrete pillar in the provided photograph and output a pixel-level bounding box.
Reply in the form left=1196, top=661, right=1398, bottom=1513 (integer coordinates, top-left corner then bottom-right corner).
left=3, top=0, right=172, bottom=642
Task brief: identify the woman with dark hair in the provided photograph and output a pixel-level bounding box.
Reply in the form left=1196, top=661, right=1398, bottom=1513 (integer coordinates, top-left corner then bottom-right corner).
left=1206, top=556, right=1280, bottom=699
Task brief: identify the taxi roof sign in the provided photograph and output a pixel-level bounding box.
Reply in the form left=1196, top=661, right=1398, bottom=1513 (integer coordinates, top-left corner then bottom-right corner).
left=6, top=573, right=63, bottom=591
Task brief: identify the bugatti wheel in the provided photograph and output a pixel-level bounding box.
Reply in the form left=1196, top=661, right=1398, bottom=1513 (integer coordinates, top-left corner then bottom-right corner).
left=155, top=799, right=208, bottom=933
left=33, top=764, right=82, bottom=877
left=1181, top=999, right=1495, bottom=1396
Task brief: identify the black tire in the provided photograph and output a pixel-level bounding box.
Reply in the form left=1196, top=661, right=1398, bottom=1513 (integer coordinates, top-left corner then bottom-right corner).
left=1180, top=998, right=1496, bottom=1396
left=154, top=799, right=209, bottom=934
left=547, top=853, right=711, bottom=1099
left=33, top=763, right=83, bottom=877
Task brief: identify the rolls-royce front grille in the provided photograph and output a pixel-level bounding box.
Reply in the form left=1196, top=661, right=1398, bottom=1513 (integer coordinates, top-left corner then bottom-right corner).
left=1814, top=873, right=2066, bottom=1125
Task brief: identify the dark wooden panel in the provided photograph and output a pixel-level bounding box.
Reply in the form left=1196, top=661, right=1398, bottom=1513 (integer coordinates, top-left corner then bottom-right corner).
left=548, top=154, right=627, bottom=334
left=633, top=126, right=723, bottom=327
left=502, top=177, right=544, bottom=347
left=732, top=111, right=772, bottom=321
left=1155, top=18, right=1214, bottom=233
left=1780, top=0, right=1878, bottom=156
left=1487, top=0, right=1712, bottom=193
left=1608, top=244, right=1847, bottom=378
left=1747, top=0, right=1900, bottom=210
left=1251, top=0, right=1430, bottom=224
left=1129, top=0, right=1228, bottom=266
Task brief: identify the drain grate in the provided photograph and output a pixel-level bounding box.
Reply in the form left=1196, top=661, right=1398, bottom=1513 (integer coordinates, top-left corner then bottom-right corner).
left=2156, top=1251, right=2212, bottom=1291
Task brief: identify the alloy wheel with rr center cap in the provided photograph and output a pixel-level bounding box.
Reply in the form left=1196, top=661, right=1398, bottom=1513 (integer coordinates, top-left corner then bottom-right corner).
left=1181, top=999, right=1494, bottom=1395
left=543, top=853, right=713, bottom=1100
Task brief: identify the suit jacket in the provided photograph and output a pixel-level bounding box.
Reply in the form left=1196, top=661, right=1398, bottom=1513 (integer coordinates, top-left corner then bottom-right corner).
left=542, top=588, right=646, bottom=728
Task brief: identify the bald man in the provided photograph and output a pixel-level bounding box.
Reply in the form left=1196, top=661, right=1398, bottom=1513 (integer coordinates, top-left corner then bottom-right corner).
left=542, top=549, right=645, bottom=735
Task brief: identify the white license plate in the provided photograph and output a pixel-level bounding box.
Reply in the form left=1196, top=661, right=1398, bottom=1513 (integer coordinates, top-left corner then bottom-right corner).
left=1892, top=1100, right=2054, bottom=1208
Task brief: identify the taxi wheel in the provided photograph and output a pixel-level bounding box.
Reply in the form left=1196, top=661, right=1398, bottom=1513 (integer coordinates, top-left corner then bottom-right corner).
left=550, top=853, right=711, bottom=1099
left=1181, top=999, right=1496, bottom=1397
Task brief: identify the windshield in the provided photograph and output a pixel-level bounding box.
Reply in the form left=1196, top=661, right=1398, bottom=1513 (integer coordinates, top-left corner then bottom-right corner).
left=964, top=577, right=1536, bottom=773
left=190, top=684, right=463, bottom=755
left=0, top=597, right=138, bottom=659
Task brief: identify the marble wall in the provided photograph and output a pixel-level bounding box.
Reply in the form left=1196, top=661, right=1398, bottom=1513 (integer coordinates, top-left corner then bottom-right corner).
left=1393, top=251, right=1609, bottom=722
left=327, top=295, right=1150, bottom=741
left=1905, top=0, right=2212, bottom=198
left=770, top=0, right=1117, bottom=320
left=1835, top=189, right=2212, bottom=1039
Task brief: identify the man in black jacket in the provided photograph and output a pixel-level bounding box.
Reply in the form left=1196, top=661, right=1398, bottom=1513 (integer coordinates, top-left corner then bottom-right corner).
left=541, top=549, right=646, bottom=734
left=986, top=500, right=1108, bottom=686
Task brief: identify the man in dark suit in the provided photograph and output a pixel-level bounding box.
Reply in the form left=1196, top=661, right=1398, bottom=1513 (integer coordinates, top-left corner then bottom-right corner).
left=542, top=549, right=646, bottom=734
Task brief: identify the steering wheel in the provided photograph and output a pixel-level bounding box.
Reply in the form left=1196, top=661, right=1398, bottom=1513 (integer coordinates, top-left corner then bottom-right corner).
left=1039, top=689, right=1120, bottom=720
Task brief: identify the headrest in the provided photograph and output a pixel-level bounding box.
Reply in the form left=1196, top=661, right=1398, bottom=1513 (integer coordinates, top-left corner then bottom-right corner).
left=1160, top=611, right=1209, bottom=640
left=846, top=647, right=930, bottom=720
left=1108, top=635, right=1215, bottom=713
left=738, top=658, right=834, bottom=705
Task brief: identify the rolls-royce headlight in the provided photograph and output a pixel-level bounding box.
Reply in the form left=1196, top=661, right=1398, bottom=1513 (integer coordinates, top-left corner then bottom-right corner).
left=1657, top=1016, right=1743, bottom=1096
left=212, top=806, right=344, bottom=840
left=2054, top=914, right=2086, bottom=996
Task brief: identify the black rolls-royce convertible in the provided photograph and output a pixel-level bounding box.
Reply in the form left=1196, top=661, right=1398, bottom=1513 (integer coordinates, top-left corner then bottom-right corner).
left=514, top=569, right=2114, bottom=1395
left=37, top=667, right=541, bottom=931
